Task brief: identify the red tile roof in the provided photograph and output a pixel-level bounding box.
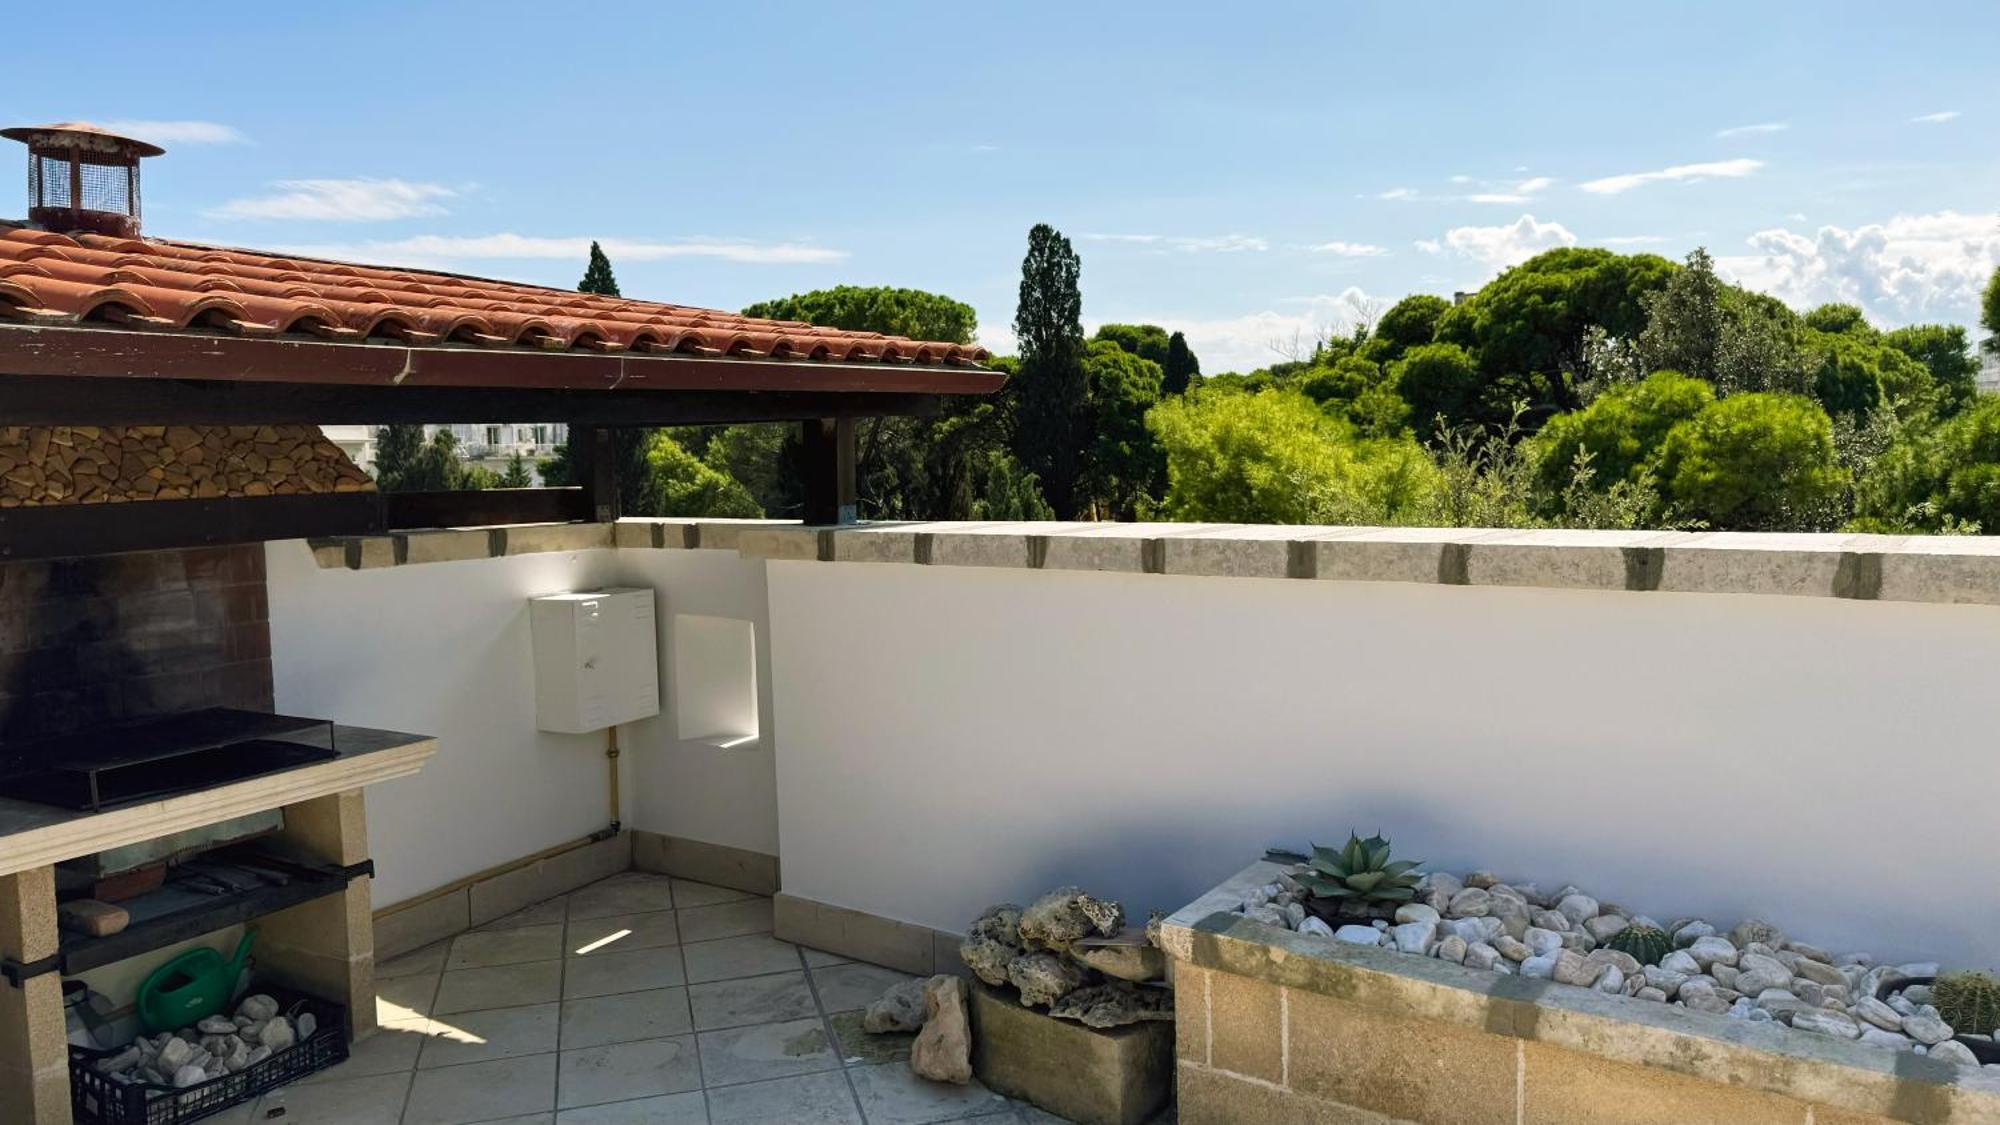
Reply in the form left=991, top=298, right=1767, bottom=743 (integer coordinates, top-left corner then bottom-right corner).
left=0, top=223, right=990, bottom=370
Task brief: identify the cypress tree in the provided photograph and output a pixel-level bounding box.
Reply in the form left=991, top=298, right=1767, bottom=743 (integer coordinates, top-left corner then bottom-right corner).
left=1162, top=331, right=1201, bottom=396
left=372, top=423, right=425, bottom=491
left=579, top=241, right=621, bottom=297
left=1011, top=224, right=1087, bottom=518
left=567, top=242, right=650, bottom=508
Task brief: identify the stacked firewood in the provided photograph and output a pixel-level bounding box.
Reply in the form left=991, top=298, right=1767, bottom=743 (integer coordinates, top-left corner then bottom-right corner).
left=0, top=425, right=374, bottom=506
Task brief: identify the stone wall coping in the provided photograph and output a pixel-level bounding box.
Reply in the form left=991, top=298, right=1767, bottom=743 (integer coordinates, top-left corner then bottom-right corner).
left=1161, top=860, right=2000, bottom=1122
left=306, top=518, right=2000, bottom=607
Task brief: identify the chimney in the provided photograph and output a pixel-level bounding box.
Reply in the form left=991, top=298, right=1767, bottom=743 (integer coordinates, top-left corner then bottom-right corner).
left=2, top=122, right=163, bottom=238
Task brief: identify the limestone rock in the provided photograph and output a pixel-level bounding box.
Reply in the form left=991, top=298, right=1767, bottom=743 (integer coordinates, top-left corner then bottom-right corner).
left=1679, top=978, right=1729, bottom=1014
left=1859, top=1027, right=1914, bottom=1051
left=1530, top=910, right=1572, bottom=933
left=1930, top=1039, right=1980, bottom=1068
left=1048, top=981, right=1174, bottom=1029
left=1642, top=966, right=1689, bottom=998
left=1520, top=952, right=1561, bottom=980
left=157, top=1038, right=195, bottom=1071
left=1019, top=888, right=1122, bottom=954
left=961, top=904, right=1026, bottom=987
left=1523, top=927, right=1564, bottom=958
left=1464, top=870, right=1500, bottom=889
left=1072, top=932, right=1167, bottom=983
left=173, top=1064, right=207, bottom=1089
left=236, top=995, right=280, bottom=1022
left=1418, top=872, right=1462, bottom=912
left=1903, top=1013, right=1953, bottom=1045
left=257, top=1017, right=295, bottom=1051
left=1552, top=950, right=1606, bottom=988
left=1852, top=997, right=1904, bottom=1032
left=1585, top=948, right=1641, bottom=977
left=1756, top=989, right=1806, bottom=1021
left=1686, top=937, right=1740, bottom=970
left=1735, top=969, right=1790, bottom=997
left=1333, top=925, right=1382, bottom=946
left=1446, top=888, right=1492, bottom=918
left=196, top=1016, right=236, bottom=1036
left=1729, top=920, right=1786, bottom=950
left=1494, top=935, right=1532, bottom=963
left=1394, top=903, right=1441, bottom=925
left=911, top=976, right=972, bottom=1085
left=1636, top=986, right=1668, bottom=1002
left=1007, top=953, right=1086, bottom=1008
left=1583, top=915, right=1631, bottom=943
left=1555, top=894, right=1599, bottom=926
left=1390, top=921, right=1436, bottom=954
left=1243, top=904, right=1289, bottom=929
left=1463, top=942, right=1500, bottom=971
left=865, top=978, right=928, bottom=1033
left=1298, top=917, right=1334, bottom=938
left=1437, top=935, right=1468, bottom=964
left=1792, top=1010, right=1862, bottom=1039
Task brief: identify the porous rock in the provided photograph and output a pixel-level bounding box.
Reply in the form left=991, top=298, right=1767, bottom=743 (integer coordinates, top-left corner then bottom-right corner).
left=960, top=904, right=1025, bottom=987
left=1048, top=981, right=1174, bottom=1029
left=911, top=976, right=972, bottom=1084
left=1007, top=952, right=1086, bottom=1008
left=1019, top=888, right=1122, bottom=954
left=864, top=978, right=928, bottom=1033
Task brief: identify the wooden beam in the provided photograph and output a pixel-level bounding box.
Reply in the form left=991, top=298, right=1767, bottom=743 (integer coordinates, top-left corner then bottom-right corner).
left=0, top=324, right=1005, bottom=396
left=0, top=375, right=949, bottom=427
left=800, top=417, right=857, bottom=526
left=382, top=488, right=587, bottom=530
left=0, top=492, right=384, bottom=562
left=579, top=429, right=621, bottom=523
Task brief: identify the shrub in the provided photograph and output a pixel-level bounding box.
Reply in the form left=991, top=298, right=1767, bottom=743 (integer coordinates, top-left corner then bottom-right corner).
left=1649, top=393, right=1847, bottom=529
left=1529, top=371, right=1714, bottom=512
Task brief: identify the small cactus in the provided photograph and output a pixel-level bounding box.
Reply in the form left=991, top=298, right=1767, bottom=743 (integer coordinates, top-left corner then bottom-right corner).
left=1603, top=924, right=1673, bottom=967
left=1933, top=971, right=2000, bottom=1037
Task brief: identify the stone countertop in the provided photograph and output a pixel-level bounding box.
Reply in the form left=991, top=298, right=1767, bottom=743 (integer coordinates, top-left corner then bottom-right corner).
left=0, top=725, right=434, bottom=876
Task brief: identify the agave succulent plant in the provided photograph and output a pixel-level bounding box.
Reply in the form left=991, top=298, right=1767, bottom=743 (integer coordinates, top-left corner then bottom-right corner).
left=1297, top=832, right=1423, bottom=921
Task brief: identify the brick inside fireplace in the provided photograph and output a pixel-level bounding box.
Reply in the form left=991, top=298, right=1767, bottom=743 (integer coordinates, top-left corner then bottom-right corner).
left=0, top=544, right=273, bottom=746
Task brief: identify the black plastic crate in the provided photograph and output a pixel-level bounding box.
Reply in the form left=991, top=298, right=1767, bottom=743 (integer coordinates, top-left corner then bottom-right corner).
left=68, top=989, right=348, bottom=1125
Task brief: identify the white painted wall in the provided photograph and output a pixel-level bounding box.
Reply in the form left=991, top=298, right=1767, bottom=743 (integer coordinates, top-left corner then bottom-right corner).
left=265, top=542, right=778, bottom=905
left=767, top=561, right=2000, bottom=968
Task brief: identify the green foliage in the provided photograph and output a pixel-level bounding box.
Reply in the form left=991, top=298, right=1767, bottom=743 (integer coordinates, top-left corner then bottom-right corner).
left=1802, top=303, right=1876, bottom=338
left=1985, top=267, right=2000, bottom=350
left=1091, top=323, right=1170, bottom=366
left=634, top=431, right=763, bottom=518
left=1529, top=371, right=1715, bottom=510
left=1147, top=389, right=1437, bottom=525
left=1651, top=393, right=1847, bottom=530
left=1933, top=971, right=2000, bottom=1037
left=1299, top=356, right=1411, bottom=438
left=373, top=427, right=490, bottom=492
left=578, top=241, right=621, bottom=297
left=1884, top=324, right=1980, bottom=415
left=966, top=450, right=1055, bottom=520
left=1296, top=832, right=1423, bottom=920
left=1162, top=331, right=1201, bottom=397
left=1808, top=330, right=1933, bottom=419
left=1604, top=925, right=1674, bottom=967
left=1637, top=249, right=1813, bottom=398
left=1392, top=342, right=1483, bottom=434
left=1012, top=224, right=1089, bottom=517
left=741, top=285, right=976, bottom=345
left=1079, top=340, right=1165, bottom=519
left=1374, top=294, right=1451, bottom=359
left=498, top=451, right=534, bottom=489
left=1853, top=396, right=2000, bottom=533
left=372, top=424, right=425, bottom=489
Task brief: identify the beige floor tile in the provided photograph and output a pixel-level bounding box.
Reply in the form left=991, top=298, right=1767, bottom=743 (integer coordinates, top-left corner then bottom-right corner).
left=811, top=962, right=916, bottom=1014
left=689, top=971, right=818, bottom=1031
left=827, top=1009, right=913, bottom=1066
left=419, top=1002, right=561, bottom=1068
left=254, top=1070, right=414, bottom=1124
left=801, top=946, right=850, bottom=969
left=379, top=971, right=442, bottom=1020
left=564, top=945, right=688, bottom=999
left=696, top=1016, right=841, bottom=1087
left=560, top=987, right=694, bottom=1050
left=682, top=934, right=801, bottom=984
left=669, top=878, right=756, bottom=907
left=480, top=895, right=571, bottom=931
left=569, top=874, right=678, bottom=920
left=706, top=1070, right=862, bottom=1124
left=298, top=1016, right=434, bottom=1084
left=557, top=1034, right=702, bottom=1109
left=379, top=940, right=451, bottom=979
left=434, top=960, right=564, bottom=1015
left=677, top=899, right=774, bottom=942
left=403, top=1052, right=558, bottom=1125
left=449, top=923, right=566, bottom=969
left=568, top=909, right=680, bottom=957
left=555, top=1090, right=708, bottom=1123
left=849, top=1061, right=1008, bottom=1124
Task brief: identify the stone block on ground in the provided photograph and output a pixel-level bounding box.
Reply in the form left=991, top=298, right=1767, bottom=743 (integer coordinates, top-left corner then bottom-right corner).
left=911, top=975, right=972, bottom=1084
left=969, top=981, right=1172, bottom=1125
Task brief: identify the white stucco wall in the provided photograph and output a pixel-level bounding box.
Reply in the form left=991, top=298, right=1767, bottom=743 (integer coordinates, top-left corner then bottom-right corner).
left=265, top=541, right=777, bottom=905
left=766, top=560, right=2000, bottom=968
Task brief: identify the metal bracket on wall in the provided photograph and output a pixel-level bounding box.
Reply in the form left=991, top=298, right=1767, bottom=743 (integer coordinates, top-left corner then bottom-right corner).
left=0, top=952, right=61, bottom=988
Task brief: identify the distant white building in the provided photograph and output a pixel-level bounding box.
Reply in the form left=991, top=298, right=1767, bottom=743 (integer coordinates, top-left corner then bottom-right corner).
left=317, top=423, right=569, bottom=482
left=1979, top=342, right=2000, bottom=394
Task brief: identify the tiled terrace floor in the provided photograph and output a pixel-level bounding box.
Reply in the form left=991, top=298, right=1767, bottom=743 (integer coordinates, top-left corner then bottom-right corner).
left=221, top=873, right=1087, bottom=1124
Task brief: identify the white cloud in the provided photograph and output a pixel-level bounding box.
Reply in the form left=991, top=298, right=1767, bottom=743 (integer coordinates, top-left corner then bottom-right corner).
left=1716, top=209, right=2000, bottom=327
left=1467, top=193, right=1531, bottom=205
left=276, top=232, right=848, bottom=266
left=1416, top=214, right=1578, bottom=272
left=1716, top=121, right=1789, bottom=139
left=1580, top=158, right=1763, bottom=195
left=1092, top=288, right=1394, bottom=373
left=96, top=119, right=247, bottom=145
left=1376, top=187, right=1420, bottom=201
left=208, top=179, right=456, bottom=221
left=1081, top=233, right=1267, bottom=253
left=1308, top=240, right=1388, bottom=257
left=1911, top=110, right=1961, bottom=124
left=1514, top=176, right=1555, bottom=194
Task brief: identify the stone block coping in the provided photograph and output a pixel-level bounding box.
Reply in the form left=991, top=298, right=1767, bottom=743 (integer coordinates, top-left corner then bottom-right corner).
left=1161, top=860, right=2000, bottom=1123
left=305, top=518, right=2000, bottom=608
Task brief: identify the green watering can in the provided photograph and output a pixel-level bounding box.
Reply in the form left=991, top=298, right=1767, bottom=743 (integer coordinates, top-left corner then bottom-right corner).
left=137, top=932, right=254, bottom=1033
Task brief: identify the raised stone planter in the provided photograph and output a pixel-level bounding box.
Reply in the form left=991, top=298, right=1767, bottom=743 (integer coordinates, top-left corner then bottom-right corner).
left=1161, top=861, right=2000, bottom=1125
left=968, top=982, right=1172, bottom=1125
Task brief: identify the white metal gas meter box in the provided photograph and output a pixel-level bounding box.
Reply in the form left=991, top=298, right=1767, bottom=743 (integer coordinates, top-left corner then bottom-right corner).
left=529, top=588, right=661, bottom=732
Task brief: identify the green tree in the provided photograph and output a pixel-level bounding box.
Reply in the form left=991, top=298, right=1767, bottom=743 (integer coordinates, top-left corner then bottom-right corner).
left=1091, top=323, right=1171, bottom=367
left=1983, top=266, right=2000, bottom=359
left=1300, top=356, right=1410, bottom=438
left=1529, top=371, right=1715, bottom=510
left=1803, top=303, right=1877, bottom=339
left=579, top=241, right=620, bottom=297
left=634, top=432, right=763, bottom=517
left=1650, top=393, right=1846, bottom=530
left=1807, top=331, right=1933, bottom=419
left=1635, top=250, right=1814, bottom=399
left=1853, top=396, right=2000, bottom=532
left=1147, top=389, right=1437, bottom=525
left=497, top=451, right=534, bottom=488
left=741, top=285, right=976, bottom=344
left=372, top=424, right=425, bottom=489
left=1011, top=223, right=1089, bottom=517
left=1392, top=342, right=1483, bottom=434
left=1163, top=332, right=1201, bottom=398
left=377, top=428, right=489, bottom=492
left=1078, top=340, right=1164, bottom=518
left=1883, top=324, right=1980, bottom=416
left=1374, top=294, right=1451, bottom=359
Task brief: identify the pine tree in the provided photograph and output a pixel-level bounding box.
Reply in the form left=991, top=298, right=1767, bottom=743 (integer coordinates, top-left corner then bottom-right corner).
left=372, top=424, right=426, bottom=490
left=1011, top=223, right=1087, bottom=517
left=579, top=241, right=621, bottom=297
left=499, top=451, right=534, bottom=488
left=1163, top=331, right=1201, bottom=397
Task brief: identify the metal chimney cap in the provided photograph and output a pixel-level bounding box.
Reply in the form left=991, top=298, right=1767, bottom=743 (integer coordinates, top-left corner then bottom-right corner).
left=1, top=122, right=165, bottom=158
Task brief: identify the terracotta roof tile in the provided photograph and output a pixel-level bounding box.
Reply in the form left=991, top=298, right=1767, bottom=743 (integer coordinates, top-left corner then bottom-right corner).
left=0, top=223, right=991, bottom=371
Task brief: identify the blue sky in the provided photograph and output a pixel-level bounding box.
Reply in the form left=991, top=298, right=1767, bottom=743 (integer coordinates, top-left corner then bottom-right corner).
left=7, top=1, right=1997, bottom=371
